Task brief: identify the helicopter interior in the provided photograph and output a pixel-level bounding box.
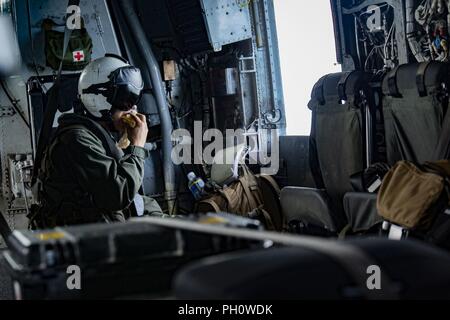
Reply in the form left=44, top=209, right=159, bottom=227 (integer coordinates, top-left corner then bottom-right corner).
left=1, top=0, right=450, bottom=300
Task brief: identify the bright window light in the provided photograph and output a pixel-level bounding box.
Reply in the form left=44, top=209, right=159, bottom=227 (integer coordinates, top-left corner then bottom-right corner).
left=274, top=0, right=341, bottom=136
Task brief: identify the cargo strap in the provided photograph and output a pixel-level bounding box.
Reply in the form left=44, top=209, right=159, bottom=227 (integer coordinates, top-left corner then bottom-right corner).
left=337, top=71, right=353, bottom=101
left=387, top=66, right=401, bottom=97
left=416, top=61, right=432, bottom=97
left=28, top=81, right=46, bottom=147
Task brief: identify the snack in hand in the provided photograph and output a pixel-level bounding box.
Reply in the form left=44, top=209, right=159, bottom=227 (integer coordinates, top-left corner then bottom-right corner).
left=117, top=112, right=137, bottom=149
left=117, top=133, right=131, bottom=149
left=121, top=113, right=137, bottom=128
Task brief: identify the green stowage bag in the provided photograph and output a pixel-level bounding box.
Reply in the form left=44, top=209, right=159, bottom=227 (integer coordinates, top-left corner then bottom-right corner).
left=43, top=18, right=93, bottom=71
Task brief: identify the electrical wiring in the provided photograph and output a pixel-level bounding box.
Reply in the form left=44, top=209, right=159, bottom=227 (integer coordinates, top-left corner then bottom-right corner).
left=364, top=45, right=385, bottom=71
left=408, top=0, right=450, bottom=62
left=356, top=4, right=398, bottom=70
left=384, top=22, right=396, bottom=60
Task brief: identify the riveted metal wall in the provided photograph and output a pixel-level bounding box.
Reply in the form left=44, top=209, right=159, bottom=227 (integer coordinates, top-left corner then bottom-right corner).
left=0, top=0, right=121, bottom=232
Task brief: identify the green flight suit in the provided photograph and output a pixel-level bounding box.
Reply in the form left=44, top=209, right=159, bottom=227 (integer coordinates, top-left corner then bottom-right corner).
left=31, top=114, right=162, bottom=228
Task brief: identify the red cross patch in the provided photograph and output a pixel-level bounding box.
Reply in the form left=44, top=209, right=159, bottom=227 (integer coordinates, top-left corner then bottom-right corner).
left=73, top=50, right=85, bottom=62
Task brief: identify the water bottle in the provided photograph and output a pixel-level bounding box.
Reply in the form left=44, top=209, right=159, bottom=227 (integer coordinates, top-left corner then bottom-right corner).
left=187, top=172, right=205, bottom=200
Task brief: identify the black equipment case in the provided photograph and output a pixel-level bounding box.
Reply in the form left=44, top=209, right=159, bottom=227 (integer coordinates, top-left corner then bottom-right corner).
left=2, top=215, right=263, bottom=300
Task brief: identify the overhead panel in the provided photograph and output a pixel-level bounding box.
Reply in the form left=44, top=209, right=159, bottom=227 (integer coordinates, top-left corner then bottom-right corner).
left=199, top=0, right=253, bottom=52
left=166, top=0, right=211, bottom=54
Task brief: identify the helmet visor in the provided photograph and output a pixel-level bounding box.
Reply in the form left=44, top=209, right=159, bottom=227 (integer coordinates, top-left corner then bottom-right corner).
left=109, top=66, right=144, bottom=110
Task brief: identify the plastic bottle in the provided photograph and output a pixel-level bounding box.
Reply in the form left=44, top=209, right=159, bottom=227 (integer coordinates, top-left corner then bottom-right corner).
left=187, top=172, right=205, bottom=200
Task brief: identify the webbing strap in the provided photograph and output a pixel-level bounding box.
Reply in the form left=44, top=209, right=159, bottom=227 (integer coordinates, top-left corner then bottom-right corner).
left=337, top=71, right=353, bottom=101
left=32, top=0, right=81, bottom=185
left=387, top=66, right=401, bottom=97
left=240, top=167, right=260, bottom=210
left=416, top=61, right=432, bottom=97
left=259, top=208, right=275, bottom=230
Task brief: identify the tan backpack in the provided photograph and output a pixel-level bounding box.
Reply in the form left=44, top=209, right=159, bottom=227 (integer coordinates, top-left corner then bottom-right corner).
left=377, top=161, right=450, bottom=230
left=196, top=165, right=285, bottom=231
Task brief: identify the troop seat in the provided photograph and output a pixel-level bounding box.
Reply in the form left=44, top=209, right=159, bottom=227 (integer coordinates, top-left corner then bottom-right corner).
left=281, top=187, right=337, bottom=235
left=0, top=253, right=12, bottom=300
left=378, top=62, right=450, bottom=245
left=343, top=192, right=382, bottom=234
left=381, top=61, right=450, bottom=164
left=281, top=71, right=374, bottom=233
left=282, top=62, right=450, bottom=239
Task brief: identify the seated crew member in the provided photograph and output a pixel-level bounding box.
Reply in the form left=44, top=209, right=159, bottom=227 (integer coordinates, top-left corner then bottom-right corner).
left=30, top=55, right=162, bottom=229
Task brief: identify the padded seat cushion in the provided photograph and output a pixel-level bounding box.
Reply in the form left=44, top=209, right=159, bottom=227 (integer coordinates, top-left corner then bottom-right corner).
left=344, top=192, right=382, bottom=233
left=281, top=187, right=337, bottom=232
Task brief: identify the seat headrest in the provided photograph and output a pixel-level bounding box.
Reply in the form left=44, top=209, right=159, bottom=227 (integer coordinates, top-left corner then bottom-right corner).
left=310, top=71, right=371, bottom=105
left=382, top=61, right=450, bottom=97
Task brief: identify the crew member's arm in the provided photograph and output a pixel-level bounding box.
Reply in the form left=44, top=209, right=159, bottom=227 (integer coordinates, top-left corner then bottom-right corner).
left=61, top=113, right=150, bottom=212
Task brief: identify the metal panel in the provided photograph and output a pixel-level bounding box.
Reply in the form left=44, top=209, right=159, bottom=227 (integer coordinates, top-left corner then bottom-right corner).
left=200, top=0, right=253, bottom=51
left=0, top=0, right=122, bottom=231
left=241, top=0, right=286, bottom=132
left=16, top=0, right=121, bottom=70
left=261, top=0, right=286, bottom=132
left=334, top=0, right=408, bottom=71
left=210, top=68, right=238, bottom=96
left=242, top=0, right=285, bottom=168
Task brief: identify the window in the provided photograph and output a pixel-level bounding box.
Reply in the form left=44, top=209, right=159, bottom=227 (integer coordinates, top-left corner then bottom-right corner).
left=274, top=0, right=341, bottom=135
left=0, top=0, right=12, bottom=14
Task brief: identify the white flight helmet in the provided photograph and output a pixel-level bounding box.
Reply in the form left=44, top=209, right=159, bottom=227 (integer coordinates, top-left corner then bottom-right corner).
left=78, top=54, right=144, bottom=118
